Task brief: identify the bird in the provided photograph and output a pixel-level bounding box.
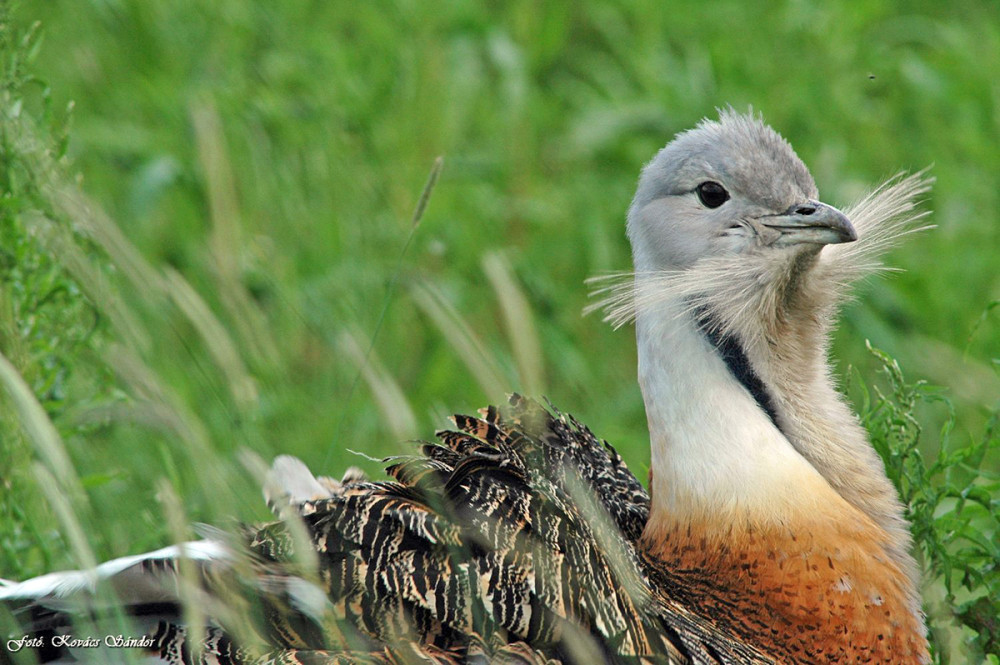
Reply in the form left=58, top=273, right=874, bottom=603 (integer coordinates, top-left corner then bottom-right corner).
left=0, top=110, right=932, bottom=664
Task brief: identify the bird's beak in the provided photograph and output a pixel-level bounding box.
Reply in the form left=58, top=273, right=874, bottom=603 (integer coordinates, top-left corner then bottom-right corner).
left=760, top=201, right=857, bottom=247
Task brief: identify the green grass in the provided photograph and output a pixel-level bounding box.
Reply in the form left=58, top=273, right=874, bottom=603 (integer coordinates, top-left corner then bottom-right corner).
left=0, top=1, right=998, bottom=661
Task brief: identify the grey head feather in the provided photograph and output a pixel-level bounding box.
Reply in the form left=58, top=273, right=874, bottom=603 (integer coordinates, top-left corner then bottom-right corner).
left=626, top=110, right=839, bottom=278
left=596, top=110, right=930, bottom=337
left=631, top=109, right=816, bottom=214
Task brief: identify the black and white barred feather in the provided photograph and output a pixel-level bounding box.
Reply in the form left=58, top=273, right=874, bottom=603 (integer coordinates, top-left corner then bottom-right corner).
left=1, top=396, right=769, bottom=664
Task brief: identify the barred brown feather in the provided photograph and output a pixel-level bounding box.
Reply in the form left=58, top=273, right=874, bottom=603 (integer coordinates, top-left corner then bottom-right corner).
left=234, top=395, right=771, bottom=664
left=3, top=396, right=771, bottom=664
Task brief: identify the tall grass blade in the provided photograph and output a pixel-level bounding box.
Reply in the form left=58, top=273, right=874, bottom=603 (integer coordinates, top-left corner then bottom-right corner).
left=156, top=480, right=205, bottom=663
left=23, top=210, right=152, bottom=353
left=52, top=185, right=164, bottom=310
left=482, top=251, right=544, bottom=395
left=410, top=281, right=508, bottom=397
left=107, top=343, right=238, bottom=520
left=0, top=350, right=90, bottom=519
left=337, top=329, right=418, bottom=441
left=192, top=100, right=281, bottom=369
left=325, top=156, right=443, bottom=465
left=30, top=463, right=95, bottom=572
left=164, top=267, right=259, bottom=411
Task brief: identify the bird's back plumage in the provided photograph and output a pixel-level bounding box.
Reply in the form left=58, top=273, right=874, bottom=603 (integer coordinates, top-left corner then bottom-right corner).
left=2, top=396, right=772, bottom=664
left=247, top=395, right=771, bottom=664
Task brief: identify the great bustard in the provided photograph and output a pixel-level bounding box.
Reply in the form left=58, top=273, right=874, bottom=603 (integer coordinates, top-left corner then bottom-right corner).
left=0, top=111, right=930, bottom=664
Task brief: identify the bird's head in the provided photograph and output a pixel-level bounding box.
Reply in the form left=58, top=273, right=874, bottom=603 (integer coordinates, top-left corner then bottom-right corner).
left=592, top=109, right=929, bottom=348
left=627, top=109, right=856, bottom=275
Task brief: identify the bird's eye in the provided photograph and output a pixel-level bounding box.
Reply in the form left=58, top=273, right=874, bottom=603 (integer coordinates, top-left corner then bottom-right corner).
left=696, top=181, right=730, bottom=209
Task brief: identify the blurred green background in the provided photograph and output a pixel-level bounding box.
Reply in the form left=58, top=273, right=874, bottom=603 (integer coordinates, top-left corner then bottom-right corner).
left=2, top=0, right=997, bottom=593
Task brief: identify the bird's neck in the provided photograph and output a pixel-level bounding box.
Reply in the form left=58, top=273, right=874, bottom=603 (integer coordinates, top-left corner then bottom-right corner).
left=635, top=299, right=928, bottom=663
left=635, top=300, right=833, bottom=526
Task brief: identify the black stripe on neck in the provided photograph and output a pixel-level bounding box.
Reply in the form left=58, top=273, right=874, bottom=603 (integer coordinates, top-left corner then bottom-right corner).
left=696, top=314, right=782, bottom=432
